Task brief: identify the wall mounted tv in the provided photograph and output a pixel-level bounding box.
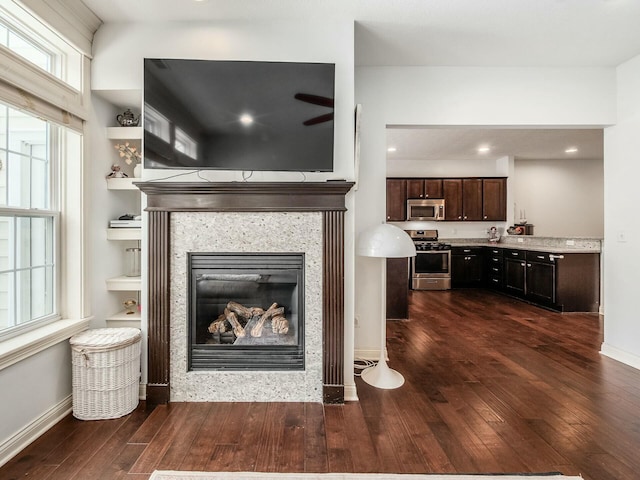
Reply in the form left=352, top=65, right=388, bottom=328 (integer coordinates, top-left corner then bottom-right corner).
left=143, top=59, right=335, bottom=172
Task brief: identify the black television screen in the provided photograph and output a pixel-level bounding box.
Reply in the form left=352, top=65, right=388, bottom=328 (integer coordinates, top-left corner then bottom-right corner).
left=143, top=59, right=335, bottom=172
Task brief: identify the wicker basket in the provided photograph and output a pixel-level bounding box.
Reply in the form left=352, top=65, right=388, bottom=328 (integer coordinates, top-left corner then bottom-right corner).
left=70, top=327, right=141, bottom=420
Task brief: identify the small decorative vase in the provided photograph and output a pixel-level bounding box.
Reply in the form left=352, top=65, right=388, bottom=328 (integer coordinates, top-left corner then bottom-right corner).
left=133, top=163, right=142, bottom=178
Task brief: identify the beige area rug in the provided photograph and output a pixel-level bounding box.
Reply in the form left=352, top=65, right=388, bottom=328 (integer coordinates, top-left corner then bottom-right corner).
left=150, top=472, right=582, bottom=480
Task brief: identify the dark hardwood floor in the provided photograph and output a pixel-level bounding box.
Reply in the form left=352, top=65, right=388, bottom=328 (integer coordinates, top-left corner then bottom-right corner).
left=3, top=289, right=640, bottom=479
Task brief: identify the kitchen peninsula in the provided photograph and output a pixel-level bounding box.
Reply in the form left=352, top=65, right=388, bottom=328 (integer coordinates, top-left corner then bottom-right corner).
left=387, top=235, right=601, bottom=318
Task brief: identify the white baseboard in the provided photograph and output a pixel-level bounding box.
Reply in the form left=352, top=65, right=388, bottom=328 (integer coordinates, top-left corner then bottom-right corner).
left=139, top=382, right=146, bottom=400
left=0, top=394, right=72, bottom=468
left=344, top=383, right=359, bottom=402
left=354, top=348, right=387, bottom=361
left=600, top=343, right=640, bottom=370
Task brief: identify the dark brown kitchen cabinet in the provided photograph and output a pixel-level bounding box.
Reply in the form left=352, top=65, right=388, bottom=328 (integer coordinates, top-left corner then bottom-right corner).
left=482, top=178, right=507, bottom=221
left=462, top=178, right=483, bottom=221
left=443, top=179, right=463, bottom=220
left=389, top=176, right=506, bottom=221
left=386, top=178, right=407, bottom=221
left=386, top=258, right=409, bottom=319
left=525, top=255, right=555, bottom=306
left=502, top=249, right=600, bottom=312
left=407, top=179, right=443, bottom=199
left=451, top=246, right=484, bottom=287
left=443, top=178, right=485, bottom=221
left=504, top=249, right=526, bottom=296
left=484, top=247, right=504, bottom=289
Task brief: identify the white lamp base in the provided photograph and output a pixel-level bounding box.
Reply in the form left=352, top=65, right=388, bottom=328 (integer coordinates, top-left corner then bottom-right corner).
left=361, top=357, right=405, bottom=389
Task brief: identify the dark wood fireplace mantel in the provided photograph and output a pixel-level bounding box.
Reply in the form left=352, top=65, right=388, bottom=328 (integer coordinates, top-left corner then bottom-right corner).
left=135, top=181, right=354, bottom=404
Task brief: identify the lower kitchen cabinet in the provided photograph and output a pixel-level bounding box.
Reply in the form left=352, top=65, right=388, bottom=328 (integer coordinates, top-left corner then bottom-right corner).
left=501, top=249, right=599, bottom=312
left=484, top=246, right=504, bottom=289
left=451, top=247, right=484, bottom=287
left=503, top=249, right=526, bottom=296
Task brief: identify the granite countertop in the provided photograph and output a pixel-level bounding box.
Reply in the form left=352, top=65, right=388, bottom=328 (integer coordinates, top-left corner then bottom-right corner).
left=443, top=236, right=602, bottom=254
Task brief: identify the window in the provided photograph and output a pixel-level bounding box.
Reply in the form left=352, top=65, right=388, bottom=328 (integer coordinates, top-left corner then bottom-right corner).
left=0, top=0, right=82, bottom=90
left=0, top=102, right=58, bottom=334
left=144, top=104, right=170, bottom=143
left=174, top=127, right=198, bottom=160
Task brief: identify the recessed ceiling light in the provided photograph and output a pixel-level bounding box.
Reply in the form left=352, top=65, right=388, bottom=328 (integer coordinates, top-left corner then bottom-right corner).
left=477, top=146, right=490, bottom=153
left=239, top=113, right=254, bottom=126
left=387, top=146, right=397, bottom=152
left=565, top=147, right=578, bottom=154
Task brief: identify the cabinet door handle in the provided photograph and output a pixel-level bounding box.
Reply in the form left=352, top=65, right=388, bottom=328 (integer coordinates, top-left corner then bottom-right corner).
left=492, top=258, right=499, bottom=262
left=549, top=254, right=564, bottom=261
left=521, top=262, right=526, bottom=267
left=458, top=216, right=462, bottom=220
left=484, top=215, right=488, bottom=219
left=463, top=216, right=468, bottom=220
left=425, top=194, right=429, bottom=197
left=492, top=267, right=499, bottom=272
left=463, top=249, right=471, bottom=253
left=527, top=263, right=531, bottom=267
left=511, top=252, right=518, bottom=256
left=537, top=255, right=545, bottom=259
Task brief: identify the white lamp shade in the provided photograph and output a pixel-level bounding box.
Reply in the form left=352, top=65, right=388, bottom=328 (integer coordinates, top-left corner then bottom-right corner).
left=356, top=223, right=416, bottom=258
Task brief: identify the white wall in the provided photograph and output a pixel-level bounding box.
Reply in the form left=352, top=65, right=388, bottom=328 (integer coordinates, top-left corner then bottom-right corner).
left=513, top=157, right=604, bottom=237
left=90, top=20, right=358, bottom=395
left=355, top=66, right=615, bottom=354
left=602, top=53, right=640, bottom=367
left=0, top=343, right=71, bottom=457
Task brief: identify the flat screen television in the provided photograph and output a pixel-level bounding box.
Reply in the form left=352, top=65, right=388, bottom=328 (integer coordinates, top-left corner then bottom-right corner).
left=143, top=59, right=335, bottom=172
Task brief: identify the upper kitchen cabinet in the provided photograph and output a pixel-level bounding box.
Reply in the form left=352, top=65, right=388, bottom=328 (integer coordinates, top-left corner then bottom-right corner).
left=482, top=178, right=507, bottom=221
left=443, top=177, right=506, bottom=221
left=386, top=178, right=407, bottom=221
left=407, top=179, right=443, bottom=199
left=462, top=178, right=483, bottom=221
left=443, top=178, right=482, bottom=221
left=443, top=179, right=463, bottom=220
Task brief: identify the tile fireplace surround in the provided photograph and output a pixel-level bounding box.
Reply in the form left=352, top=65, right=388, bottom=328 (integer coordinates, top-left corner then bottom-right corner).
left=136, top=181, right=354, bottom=405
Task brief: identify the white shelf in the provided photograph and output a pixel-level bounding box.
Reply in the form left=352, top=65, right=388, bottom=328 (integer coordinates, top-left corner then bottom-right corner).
left=106, top=275, right=141, bottom=291
left=106, top=309, right=141, bottom=322
left=106, top=126, right=142, bottom=139
left=106, top=316, right=141, bottom=329
left=106, top=177, right=137, bottom=190
left=107, top=228, right=141, bottom=241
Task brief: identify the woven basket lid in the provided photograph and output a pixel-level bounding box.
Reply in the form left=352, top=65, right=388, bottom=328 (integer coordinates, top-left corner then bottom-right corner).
left=70, top=327, right=141, bottom=350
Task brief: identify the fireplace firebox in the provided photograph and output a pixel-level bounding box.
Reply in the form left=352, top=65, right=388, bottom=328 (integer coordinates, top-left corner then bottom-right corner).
left=188, top=252, right=304, bottom=371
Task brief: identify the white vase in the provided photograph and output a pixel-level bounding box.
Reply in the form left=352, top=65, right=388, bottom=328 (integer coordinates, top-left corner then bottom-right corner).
left=133, top=163, right=142, bottom=178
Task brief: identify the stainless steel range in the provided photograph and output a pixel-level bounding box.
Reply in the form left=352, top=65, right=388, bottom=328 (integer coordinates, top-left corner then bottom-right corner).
left=407, top=230, right=452, bottom=291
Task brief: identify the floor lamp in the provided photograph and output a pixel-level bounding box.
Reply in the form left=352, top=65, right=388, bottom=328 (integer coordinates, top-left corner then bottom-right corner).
left=356, top=223, right=416, bottom=389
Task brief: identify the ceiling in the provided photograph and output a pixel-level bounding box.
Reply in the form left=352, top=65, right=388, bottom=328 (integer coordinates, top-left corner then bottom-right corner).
left=81, top=0, right=621, bottom=162
left=386, top=127, right=604, bottom=162
left=80, top=0, right=640, bottom=68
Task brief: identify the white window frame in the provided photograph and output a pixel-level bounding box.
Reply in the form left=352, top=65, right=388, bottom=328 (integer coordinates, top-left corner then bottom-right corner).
left=0, top=1, right=89, bottom=367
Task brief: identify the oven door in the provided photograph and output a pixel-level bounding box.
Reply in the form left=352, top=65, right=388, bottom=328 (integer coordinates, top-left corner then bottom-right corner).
left=411, top=251, right=452, bottom=290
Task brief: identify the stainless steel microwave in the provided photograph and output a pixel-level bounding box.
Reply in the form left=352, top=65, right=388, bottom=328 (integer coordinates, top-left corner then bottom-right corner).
left=406, top=198, right=445, bottom=221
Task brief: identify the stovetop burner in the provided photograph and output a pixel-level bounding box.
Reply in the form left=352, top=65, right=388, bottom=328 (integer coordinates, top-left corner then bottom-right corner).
left=406, top=229, right=451, bottom=251
left=414, top=242, right=451, bottom=251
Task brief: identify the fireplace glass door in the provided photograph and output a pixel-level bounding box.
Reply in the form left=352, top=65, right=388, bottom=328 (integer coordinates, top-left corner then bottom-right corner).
left=188, top=252, right=304, bottom=371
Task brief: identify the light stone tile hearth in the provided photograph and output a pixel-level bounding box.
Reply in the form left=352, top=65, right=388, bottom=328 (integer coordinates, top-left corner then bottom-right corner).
left=170, top=211, right=323, bottom=402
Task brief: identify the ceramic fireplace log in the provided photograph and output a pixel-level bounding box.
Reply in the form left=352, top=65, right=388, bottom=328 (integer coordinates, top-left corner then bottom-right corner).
left=251, top=303, right=284, bottom=337
left=227, top=301, right=264, bottom=320
left=224, top=308, right=246, bottom=338
left=271, top=315, right=289, bottom=334
left=207, top=314, right=228, bottom=334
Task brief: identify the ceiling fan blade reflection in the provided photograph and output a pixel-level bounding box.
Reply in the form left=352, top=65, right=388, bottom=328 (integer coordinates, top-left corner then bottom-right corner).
left=294, top=93, right=334, bottom=108
left=303, top=112, right=334, bottom=126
